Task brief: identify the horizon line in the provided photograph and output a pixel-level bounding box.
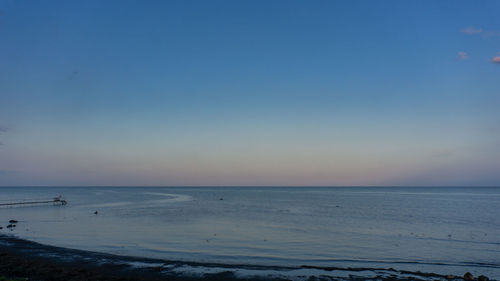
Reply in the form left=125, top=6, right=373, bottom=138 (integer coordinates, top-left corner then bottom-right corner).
left=1, top=185, right=499, bottom=188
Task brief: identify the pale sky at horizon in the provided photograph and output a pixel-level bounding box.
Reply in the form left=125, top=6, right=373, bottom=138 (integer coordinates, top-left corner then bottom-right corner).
left=1, top=0, right=499, bottom=186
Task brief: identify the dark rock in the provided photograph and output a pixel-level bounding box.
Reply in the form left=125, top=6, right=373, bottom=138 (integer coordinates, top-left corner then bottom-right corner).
left=478, top=275, right=489, bottom=281
left=219, top=198, right=223, bottom=200
left=9, top=220, right=18, bottom=224
left=0, top=227, right=2, bottom=229
left=94, top=211, right=98, bottom=215
left=463, top=272, right=474, bottom=281
left=6, top=224, right=14, bottom=228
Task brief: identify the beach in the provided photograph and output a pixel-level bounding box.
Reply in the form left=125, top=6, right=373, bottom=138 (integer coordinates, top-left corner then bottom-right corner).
left=0, top=235, right=484, bottom=281
left=0, top=234, right=240, bottom=281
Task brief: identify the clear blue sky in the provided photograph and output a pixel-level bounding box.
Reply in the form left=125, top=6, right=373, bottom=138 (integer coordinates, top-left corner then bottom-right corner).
left=0, top=0, right=499, bottom=186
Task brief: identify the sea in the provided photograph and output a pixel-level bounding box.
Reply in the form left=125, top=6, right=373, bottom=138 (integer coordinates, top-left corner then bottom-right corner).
left=0, top=186, right=499, bottom=280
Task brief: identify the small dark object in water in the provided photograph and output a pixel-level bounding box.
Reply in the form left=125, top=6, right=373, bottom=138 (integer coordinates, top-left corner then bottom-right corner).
left=463, top=272, right=474, bottom=281
left=219, top=198, right=223, bottom=200
left=478, top=275, right=489, bottom=281
left=6, top=224, right=14, bottom=228
left=94, top=211, right=98, bottom=215
left=9, top=219, right=18, bottom=224
left=0, top=226, right=3, bottom=229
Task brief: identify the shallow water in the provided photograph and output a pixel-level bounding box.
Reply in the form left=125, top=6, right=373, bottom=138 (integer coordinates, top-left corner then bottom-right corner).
left=0, top=186, right=499, bottom=279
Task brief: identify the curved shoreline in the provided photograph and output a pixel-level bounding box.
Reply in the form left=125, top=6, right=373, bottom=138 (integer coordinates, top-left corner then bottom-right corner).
left=0, top=234, right=249, bottom=281
left=0, top=235, right=494, bottom=281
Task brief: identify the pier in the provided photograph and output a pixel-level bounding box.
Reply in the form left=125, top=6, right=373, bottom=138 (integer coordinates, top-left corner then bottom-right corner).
left=0, top=196, right=67, bottom=207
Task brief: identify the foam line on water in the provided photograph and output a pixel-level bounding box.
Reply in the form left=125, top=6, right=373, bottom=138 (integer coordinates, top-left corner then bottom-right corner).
left=85, top=201, right=135, bottom=208
left=81, top=193, right=192, bottom=208
left=142, top=192, right=193, bottom=203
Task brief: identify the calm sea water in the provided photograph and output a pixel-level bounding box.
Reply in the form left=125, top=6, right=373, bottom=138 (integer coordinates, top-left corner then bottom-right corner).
left=0, top=186, right=499, bottom=279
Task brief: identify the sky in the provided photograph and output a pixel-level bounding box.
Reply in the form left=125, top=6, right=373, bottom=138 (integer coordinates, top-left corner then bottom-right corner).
left=0, top=0, right=499, bottom=186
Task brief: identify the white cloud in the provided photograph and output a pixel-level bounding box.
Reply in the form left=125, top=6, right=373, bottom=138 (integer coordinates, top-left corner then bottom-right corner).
left=457, top=51, right=468, bottom=61
left=460, top=27, right=483, bottom=34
